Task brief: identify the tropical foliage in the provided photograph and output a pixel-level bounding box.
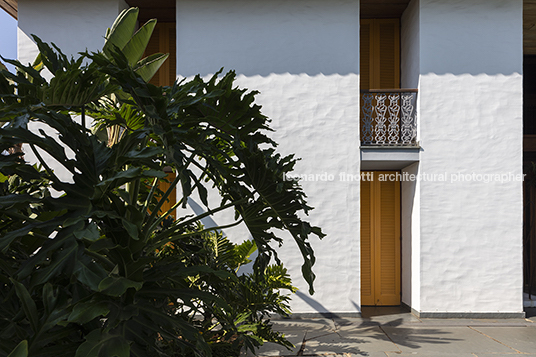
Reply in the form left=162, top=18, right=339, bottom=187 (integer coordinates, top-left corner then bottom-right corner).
left=0, top=8, right=323, bottom=357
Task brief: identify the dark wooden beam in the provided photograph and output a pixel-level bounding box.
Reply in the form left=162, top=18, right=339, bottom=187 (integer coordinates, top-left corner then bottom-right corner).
left=525, top=0, right=536, bottom=55
left=127, top=0, right=174, bottom=7
left=0, top=0, right=17, bottom=20
left=360, top=0, right=411, bottom=19
left=126, top=0, right=175, bottom=22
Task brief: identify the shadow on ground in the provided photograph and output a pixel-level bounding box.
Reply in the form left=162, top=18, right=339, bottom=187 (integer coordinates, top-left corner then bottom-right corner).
left=243, top=305, right=461, bottom=356
left=525, top=307, right=536, bottom=318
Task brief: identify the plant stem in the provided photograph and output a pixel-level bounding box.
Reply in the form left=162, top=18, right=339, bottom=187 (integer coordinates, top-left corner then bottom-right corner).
left=81, top=105, right=86, bottom=128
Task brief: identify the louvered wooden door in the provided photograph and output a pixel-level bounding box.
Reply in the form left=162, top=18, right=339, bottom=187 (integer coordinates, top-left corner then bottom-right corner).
left=158, top=171, right=177, bottom=219
left=144, top=22, right=177, bottom=216
left=144, top=22, right=176, bottom=87
left=361, top=171, right=401, bottom=306
left=360, top=19, right=400, bottom=90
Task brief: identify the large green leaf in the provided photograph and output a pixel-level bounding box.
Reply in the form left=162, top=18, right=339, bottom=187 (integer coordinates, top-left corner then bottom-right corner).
left=75, top=330, right=130, bottom=357
left=28, top=239, right=79, bottom=287
left=122, top=19, right=157, bottom=66
left=98, top=276, right=143, bottom=297
left=68, top=301, right=110, bottom=324
left=234, top=239, right=257, bottom=271
left=73, top=222, right=100, bottom=242
left=103, top=8, right=139, bottom=57
left=134, top=53, right=169, bottom=83
left=7, top=340, right=27, bottom=357
left=10, top=279, right=39, bottom=333
left=73, top=258, right=109, bottom=291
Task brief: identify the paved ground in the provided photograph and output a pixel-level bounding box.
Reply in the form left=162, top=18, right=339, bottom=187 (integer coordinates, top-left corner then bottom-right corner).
left=242, top=307, right=536, bottom=356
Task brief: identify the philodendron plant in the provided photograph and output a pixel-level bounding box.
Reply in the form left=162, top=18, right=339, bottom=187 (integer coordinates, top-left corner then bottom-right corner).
left=0, top=7, right=324, bottom=357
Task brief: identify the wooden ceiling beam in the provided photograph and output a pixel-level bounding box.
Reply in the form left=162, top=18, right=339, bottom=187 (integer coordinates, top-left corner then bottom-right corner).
left=126, top=0, right=175, bottom=22
left=0, top=0, right=17, bottom=19
left=525, top=0, right=536, bottom=55
left=360, top=0, right=411, bottom=19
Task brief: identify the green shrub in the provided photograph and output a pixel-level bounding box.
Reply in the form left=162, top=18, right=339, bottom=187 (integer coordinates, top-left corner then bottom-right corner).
left=0, top=8, right=323, bottom=357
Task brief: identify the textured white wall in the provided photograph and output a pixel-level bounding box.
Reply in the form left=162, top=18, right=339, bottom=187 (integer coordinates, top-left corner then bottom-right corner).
left=18, top=0, right=128, bottom=66
left=15, top=0, right=524, bottom=316
left=418, top=0, right=523, bottom=314
left=177, top=0, right=361, bottom=314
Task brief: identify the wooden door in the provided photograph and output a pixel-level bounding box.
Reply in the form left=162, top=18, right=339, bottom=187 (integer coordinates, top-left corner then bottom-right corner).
left=144, top=22, right=177, bottom=217
left=361, top=171, right=401, bottom=306
left=158, top=171, right=177, bottom=219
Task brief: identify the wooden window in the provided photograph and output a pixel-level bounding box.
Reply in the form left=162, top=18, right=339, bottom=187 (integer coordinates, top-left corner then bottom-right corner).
left=360, top=19, right=400, bottom=90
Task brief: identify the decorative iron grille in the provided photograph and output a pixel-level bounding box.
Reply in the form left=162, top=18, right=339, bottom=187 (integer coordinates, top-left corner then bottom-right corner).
left=361, top=89, right=418, bottom=146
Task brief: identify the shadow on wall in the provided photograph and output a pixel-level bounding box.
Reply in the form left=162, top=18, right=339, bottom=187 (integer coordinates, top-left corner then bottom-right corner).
left=176, top=0, right=521, bottom=78
left=294, top=290, right=353, bottom=319
left=187, top=197, right=257, bottom=274
left=187, top=197, right=219, bottom=229
left=418, top=0, right=522, bottom=76
left=401, top=162, right=419, bottom=308
left=176, top=0, right=360, bottom=77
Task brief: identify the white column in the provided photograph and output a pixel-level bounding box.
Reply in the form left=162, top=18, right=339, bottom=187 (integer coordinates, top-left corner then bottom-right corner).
left=417, top=0, right=523, bottom=315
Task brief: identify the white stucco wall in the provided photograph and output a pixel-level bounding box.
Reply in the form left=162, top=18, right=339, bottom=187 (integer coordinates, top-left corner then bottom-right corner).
left=18, top=0, right=128, bottom=66
left=417, top=0, right=523, bottom=314
left=15, top=0, right=524, bottom=316
left=177, top=0, right=361, bottom=314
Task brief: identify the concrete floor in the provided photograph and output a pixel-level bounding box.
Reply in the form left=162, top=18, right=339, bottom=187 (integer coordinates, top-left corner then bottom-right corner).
left=242, top=307, right=536, bottom=356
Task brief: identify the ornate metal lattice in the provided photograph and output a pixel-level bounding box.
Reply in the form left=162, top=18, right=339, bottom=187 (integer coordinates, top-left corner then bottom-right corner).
left=388, top=94, right=400, bottom=143
left=361, top=93, right=374, bottom=145
left=361, top=90, right=417, bottom=146
left=401, top=93, right=416, bottom=145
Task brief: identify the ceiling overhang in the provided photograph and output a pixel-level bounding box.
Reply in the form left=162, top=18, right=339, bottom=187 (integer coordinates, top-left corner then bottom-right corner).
left=525, top=0, right=536, bottom=55
left=0, top=0, right=176, bottom=22
left=2, top=0, right=411, bottom=22
left=360, top=0, right=411, bottom=19
left=126, top=0, right=175, bottom=22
